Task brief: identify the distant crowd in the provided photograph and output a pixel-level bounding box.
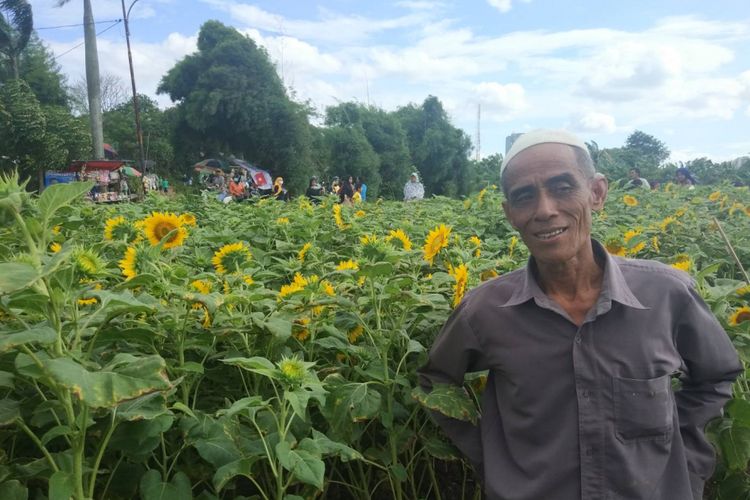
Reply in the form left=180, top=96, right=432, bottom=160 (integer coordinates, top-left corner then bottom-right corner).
left=195, top=170, right=428, bottom=204
left=621, top=167, right=703, bottom=191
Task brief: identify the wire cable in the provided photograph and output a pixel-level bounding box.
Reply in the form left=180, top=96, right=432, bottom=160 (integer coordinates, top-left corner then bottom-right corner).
left=53, top=19, right=122, bottom=60
left=36, top=19, right=122, bottom=30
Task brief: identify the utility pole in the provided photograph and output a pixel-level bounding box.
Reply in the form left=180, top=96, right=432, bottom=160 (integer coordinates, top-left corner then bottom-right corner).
left=121, top=0, right=146, bottom=171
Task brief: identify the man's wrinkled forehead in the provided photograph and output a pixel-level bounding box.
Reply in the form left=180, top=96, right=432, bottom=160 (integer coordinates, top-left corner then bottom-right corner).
left=501, top=129, right=588, bottom=175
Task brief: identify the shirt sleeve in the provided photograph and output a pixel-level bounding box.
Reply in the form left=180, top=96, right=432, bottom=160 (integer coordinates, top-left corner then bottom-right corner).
left=418, top=301, right=488, bottom=468
left=674, top=284, right=743, bottom=481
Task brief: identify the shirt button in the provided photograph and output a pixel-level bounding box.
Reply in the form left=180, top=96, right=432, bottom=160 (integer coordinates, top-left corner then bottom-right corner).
left=575, top=335, right=582, bottom=344
left=583, top=390, right=591, bottom=398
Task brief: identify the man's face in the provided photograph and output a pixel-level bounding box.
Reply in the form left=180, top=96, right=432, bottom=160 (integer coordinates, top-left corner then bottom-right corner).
left=628, top=169, right=637, bottom=180
left=502, top=144, right=607, bottom=266
left=410, top=175, right=417, bottom=182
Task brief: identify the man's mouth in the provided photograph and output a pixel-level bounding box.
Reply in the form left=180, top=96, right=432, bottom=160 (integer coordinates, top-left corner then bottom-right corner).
left=535, top=227, right=567, bottom=240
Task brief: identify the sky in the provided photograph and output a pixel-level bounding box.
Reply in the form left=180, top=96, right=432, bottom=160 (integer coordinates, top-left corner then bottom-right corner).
left=29, top=0, right=750, bottom=163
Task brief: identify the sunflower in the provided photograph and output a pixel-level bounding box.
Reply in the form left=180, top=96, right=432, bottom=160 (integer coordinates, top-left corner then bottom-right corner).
left=737, top=285, right=750, bottom=297
left=179, top=213, right=197, bottom=226
left=119, top=246, right=139, bottom=280
left=745, top=206, right=750, bottom=217
left=74, top=248, right=105, bottom=276
left=278, top=273, right=310, bottom=299
left=143, top=212, right=187, bottom=249
left=508, top=236, right=519, bottom=258
left=623, top=229, right=641, bottom=244
left=623, top=195, right=638, bottom=207
left=321, top=280, right=335, bottom=297
left=104, top=216, right=129, bottom=241
left=355, top=210, right=366, bottom=218
left=659, top=216, right=676, bottom=231
left=276, top=217, right=290, bottom=225
left=708, top=191, right=721, bottom=202
left=190, top=279, right=212, bottom=294
left=477, top=188, right=487, bottom=203
left=50, top=242, right=62, bottom=253
left=480, top=269, right=499, bottom=281
left=671, top=254, right=691, bottom=273
left=277, top=356, right=309, bottom=384
left=52, top=225, right=61, bottom=235
left=729, top=202, right=745, bottom=216
left=212, top=242, right=252, bottom=275
left=628, top=241, right=646, bottom=255
left=336, top=259, right=359, bottom=271
left=293, top=318, right=311, bottom=341
left=469, top=236, right=481, bottom=257
left=77, top=297, right=98, bottom=306
left=348, top=325, right=364, bottom=344
left=243, top=275, right=254, bottom=285
left=386, top=229, right=413, bottom=251
left=605, top=240, right=626, bottom=257
left=448, top=262, right=469, bottom=308
left=332, top=204, right=347, bottom=229
left=651, top=236, right=660, bottom=253
left=298, top=242, right=313, bottom=262
left=728, top=306, right=750, bottom=326
left=359, top=234, right=378, bottom=246
left=423, top=224, right=452, bottom=265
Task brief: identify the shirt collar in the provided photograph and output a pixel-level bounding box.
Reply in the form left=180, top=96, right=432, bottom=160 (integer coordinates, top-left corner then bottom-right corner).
left=500, top=239, right=647, bottom=311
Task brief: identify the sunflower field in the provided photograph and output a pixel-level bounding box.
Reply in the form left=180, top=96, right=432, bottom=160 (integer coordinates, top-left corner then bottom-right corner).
left=1, top=171, right=750, bottom=500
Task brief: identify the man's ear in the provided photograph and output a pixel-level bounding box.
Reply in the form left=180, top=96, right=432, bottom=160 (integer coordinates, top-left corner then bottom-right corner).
left=590, top=173, right=608, bottom=211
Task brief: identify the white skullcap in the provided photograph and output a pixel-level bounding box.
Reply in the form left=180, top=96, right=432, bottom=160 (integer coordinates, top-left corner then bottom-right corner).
left=501, top=129, right=589, bottom=174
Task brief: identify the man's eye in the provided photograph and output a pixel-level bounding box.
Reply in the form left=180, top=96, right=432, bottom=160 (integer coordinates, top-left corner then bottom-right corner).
left=512, top=193, right=533, bottom=204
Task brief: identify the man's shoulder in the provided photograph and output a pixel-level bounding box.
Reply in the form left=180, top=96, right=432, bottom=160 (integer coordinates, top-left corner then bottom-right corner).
left=614, top=256, right=694, bottom=290
left=460, top=267, right=526, bottom=311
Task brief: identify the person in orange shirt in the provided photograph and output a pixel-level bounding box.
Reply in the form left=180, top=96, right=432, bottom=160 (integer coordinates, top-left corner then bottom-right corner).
left=229, top=176, right=246, bottom=200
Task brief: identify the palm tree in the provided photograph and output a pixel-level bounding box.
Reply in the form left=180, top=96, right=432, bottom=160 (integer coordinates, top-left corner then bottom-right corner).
left=56, top=0, right=104, bottom=159
left=0, top=0, right=33, bottom=79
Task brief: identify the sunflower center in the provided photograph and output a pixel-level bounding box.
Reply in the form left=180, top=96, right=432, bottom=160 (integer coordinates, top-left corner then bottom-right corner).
left=738, top=311, right=750, bottom=324
left=155, top=222, right=177, bottom=241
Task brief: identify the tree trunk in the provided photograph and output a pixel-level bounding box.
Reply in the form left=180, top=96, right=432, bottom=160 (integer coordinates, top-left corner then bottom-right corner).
left=11, top=55, right=19, bottom=79
left=83, top=0, right=104, bottom=159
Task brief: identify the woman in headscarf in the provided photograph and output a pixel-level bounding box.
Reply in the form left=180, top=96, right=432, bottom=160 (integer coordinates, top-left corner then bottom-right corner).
left=338, top=176, right=355, bottom=205
left=272, top=177, right=289, bottom=200
left=675, top=167, right=696, bottom=189
left=404, top=172, right=425, bottom=201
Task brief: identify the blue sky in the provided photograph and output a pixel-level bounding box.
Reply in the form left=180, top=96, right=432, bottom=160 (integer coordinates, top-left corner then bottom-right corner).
left=30, top=0, right=750, bottom=162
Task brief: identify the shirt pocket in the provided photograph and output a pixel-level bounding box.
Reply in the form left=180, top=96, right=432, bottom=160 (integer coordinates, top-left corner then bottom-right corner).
left=613, top=374, right=674, bottom=442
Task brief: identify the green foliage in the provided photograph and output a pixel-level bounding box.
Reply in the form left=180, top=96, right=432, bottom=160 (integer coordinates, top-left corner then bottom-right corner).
left=395, top=96, right=474, bottom=197
left=0, top=0, right=33, bottom=79
left=0, top=79, right=89, bottom=189
left=158, top=20, right=314, bottom=193
left=104, top=94, right=174, bottom=170
left=0, top=34, right=70, bottom=107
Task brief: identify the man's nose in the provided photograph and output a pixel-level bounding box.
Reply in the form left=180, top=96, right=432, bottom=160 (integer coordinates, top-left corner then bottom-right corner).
left=534, top=190, right=559, bottom=220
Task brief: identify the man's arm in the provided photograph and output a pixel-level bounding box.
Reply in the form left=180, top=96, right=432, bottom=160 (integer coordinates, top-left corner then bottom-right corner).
left=418, top=302, right=488, bottom=468
left=674, top=285, right=743, bottom=482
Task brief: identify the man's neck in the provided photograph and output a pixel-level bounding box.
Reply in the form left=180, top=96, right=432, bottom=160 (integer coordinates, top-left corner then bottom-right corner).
left=535, top=244, right=604, bottom=303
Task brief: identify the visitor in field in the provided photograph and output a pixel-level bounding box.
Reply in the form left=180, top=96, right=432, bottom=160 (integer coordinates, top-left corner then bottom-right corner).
left=356, top=176, right=367, bottom=201
left=272, top=177, right=288, bottom=201
left=305, top=176, right=325, bottom=203
left=404, top=172, right=424, bottom=201
left=626, top=167, right=650, bottom=189
left=331, top=176, right=341, bottom=195
left=419, top=129, right=741, bottom=500
left=229, top=176, right=245, bottom=200
left=675, top=167, right=697, bottom=189
left=339, top=176, right=355, bottom=205
left=161, top=177, right=169, bottom=194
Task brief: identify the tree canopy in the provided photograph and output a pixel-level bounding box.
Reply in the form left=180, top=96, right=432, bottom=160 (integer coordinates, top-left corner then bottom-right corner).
left=158, top=20, right=314, bottom=193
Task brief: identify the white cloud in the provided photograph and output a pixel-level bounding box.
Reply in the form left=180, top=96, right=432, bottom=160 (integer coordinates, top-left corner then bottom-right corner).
left=474, top=82, right=526, bottom=118
left=570, top=112, right=617, bottom=133
left=200, top=0, right=427, bottom=44
left=49, top=32, right=197, bottom=108
left=487, top=0, right=512, bottom=13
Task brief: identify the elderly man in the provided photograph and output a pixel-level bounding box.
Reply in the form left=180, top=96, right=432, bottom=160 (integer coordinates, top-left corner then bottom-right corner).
left=419, top=129, right=741, bottom=500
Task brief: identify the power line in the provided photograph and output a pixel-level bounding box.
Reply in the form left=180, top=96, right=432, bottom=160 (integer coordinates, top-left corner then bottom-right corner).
left=36, top=19, right=122, bottom=30
left=53, top=20, right=122, bottom=61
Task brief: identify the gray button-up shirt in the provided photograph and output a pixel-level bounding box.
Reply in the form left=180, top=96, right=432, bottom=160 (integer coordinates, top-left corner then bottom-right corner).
left=419, top=240, right=742, bottom=500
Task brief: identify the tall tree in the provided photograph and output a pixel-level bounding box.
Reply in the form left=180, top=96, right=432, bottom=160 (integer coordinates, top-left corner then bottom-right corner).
left=325, top=102, right=411, bottom=198
left=624, top=130, right=670, bottom=167
left=69, top=73, right=128, bottom=114
left=158, top=20, right=314, bottom=193
left=395, top=96, right=473, bottom=197
left=0, top=0, right=33, bottom=79
left=56, top=0, right=103, bottom=159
